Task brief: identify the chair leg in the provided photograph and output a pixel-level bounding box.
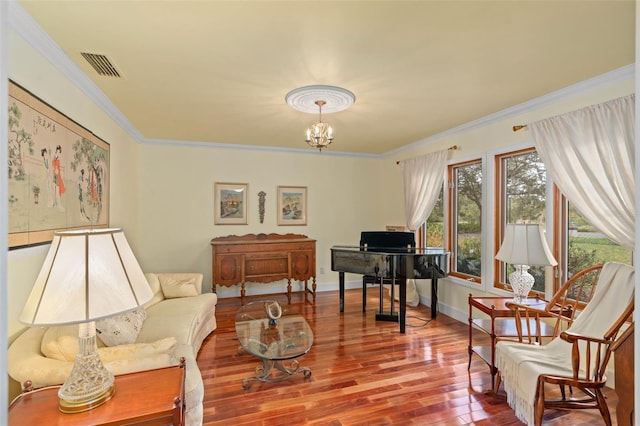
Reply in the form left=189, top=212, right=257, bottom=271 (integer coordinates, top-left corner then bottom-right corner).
left=494, top=371, right=502, bottom=392
left=534, top=379, right=546, bottom=426
left=595, top=388, right=612, bottom=426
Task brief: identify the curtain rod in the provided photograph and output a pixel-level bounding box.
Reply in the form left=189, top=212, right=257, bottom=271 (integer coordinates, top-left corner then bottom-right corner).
left=396, top=145, right=458, bottom=164
left=513, top=125, right=528, bottom=132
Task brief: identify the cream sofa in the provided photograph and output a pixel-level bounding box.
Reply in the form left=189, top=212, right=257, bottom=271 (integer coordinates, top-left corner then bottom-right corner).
left=8, top=272, right=217, bottom=426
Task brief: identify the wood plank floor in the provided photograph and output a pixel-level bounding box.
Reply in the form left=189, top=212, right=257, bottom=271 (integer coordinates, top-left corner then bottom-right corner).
left=197, top=288, right=618, bottom=425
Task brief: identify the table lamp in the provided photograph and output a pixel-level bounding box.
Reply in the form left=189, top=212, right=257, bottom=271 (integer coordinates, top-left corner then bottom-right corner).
left=19, top=228, right=153, bottom=413
left=495, top=223, right=557, bottom=303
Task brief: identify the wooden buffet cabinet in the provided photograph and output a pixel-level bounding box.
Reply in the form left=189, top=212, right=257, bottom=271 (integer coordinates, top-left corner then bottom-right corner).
left=211, top=233, right=316, bottom=304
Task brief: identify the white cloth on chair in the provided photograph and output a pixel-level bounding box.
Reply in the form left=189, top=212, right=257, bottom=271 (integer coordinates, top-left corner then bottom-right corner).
left=495, top=262, right=635, bottom=425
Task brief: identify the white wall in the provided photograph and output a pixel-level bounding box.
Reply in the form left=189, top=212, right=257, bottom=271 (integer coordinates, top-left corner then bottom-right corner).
left=1, top=0, right=8, bottom=419
left=135, top=142, right=398, bottom=296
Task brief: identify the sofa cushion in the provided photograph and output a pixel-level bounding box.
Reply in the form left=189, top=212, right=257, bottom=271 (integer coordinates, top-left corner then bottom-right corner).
left=138, top=293, right=217, bottom=348
left=96, top=307, right=146, bottom=347
left=159, top=275, right=199, bottom=298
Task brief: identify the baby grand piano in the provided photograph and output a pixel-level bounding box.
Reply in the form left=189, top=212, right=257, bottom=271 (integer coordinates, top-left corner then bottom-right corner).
left=331, top=231, right=450, bottom=333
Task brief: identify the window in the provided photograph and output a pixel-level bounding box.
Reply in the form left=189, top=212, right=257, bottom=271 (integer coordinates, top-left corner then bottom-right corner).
left=495, top=148, right=548, bottom=293
left=559, top=199, right=632, bottom=281
left=422, top=187, right=444, bottom=248
left=447, top=159, right=482, bottom=282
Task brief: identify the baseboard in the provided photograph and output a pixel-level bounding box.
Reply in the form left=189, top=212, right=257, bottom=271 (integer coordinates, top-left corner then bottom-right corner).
left=419, top=295, right=467, bottom=325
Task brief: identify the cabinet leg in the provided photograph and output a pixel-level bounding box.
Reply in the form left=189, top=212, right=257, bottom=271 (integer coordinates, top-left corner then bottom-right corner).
left=241, top=283, right=246, bottom=305
left=287, top=279, right=292, bottom=304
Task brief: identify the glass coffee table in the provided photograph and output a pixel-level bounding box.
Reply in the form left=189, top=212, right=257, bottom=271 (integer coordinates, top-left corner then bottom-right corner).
left=235, top=300, right=313, bottom=389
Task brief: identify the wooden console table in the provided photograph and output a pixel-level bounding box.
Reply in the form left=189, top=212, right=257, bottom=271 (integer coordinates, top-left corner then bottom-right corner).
left=211, top=233, right=316, bottom=304
left=9, top=361, right=185, bottom=425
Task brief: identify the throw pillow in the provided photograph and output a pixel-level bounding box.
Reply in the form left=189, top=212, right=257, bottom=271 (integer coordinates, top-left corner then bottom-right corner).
left=96, top=307, right=146, bottom=347
left=98, top=336, right=177, bottom=363
left=41, top=324, right=81, bottom=361
left=159, top=275, right=199, bottom=298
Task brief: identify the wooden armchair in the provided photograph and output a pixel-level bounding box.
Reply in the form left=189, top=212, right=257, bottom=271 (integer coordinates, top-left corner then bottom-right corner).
left=495, top=262, right=635, bottom=425
left=509, top=264, right=604, bottom=344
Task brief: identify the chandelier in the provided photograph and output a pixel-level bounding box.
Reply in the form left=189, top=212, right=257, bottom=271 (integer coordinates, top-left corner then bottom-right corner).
left=285, top=85, right=355, bottom=152
left=306, top=101, right=333, bottom=151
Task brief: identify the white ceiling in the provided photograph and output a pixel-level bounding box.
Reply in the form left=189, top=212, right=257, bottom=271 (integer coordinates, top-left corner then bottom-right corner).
left=17, top=1, right=635, bottom=155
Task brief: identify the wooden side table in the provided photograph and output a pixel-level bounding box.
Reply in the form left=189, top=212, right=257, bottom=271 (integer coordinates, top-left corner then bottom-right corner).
left=468, top=295, right=554, bottom=391
left=9, top=360, right=186, bottom=426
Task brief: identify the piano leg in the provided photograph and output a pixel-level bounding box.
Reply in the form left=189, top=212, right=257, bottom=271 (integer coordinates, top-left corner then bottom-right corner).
left=431, top=278, right=438, bottom=319
left=399, top=278, right=406, bottom=333
left=339, top=272, right=345, bottom=313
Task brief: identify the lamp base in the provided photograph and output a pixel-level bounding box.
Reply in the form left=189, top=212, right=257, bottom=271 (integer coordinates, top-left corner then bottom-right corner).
left=508, top=264, right=535, bottom=304
left=58, top=321, right=115, bottom=413
left=59, top=385, right=115, bottom=413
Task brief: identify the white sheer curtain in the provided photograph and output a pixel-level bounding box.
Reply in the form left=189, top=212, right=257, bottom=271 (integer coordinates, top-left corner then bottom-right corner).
left=400, top=149, right=449, bottom=231
left=529, top=94, right=635, bottom=249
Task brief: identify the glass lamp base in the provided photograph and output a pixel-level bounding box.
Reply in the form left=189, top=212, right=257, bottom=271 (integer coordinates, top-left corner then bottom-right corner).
left=58, top=321, right=115, bottom=413
left=59, top=385, right=115, bottom=413
left=508, top=265, right=535, bottom=304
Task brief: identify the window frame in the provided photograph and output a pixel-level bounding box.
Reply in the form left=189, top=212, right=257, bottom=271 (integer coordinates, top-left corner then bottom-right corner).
left=446, top=157, right=483, bottom=284
left=493, top=146, right=558, bottom=296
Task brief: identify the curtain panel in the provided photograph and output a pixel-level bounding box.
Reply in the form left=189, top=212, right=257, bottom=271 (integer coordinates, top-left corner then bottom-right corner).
left=529, top=94, right=635, bottom=249
left=400, top=149, right=449, bottom=232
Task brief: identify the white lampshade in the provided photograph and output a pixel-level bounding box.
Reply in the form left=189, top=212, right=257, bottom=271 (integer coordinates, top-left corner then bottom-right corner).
left=495, top=223, right=557, bottom=267
left=20, top=228, right=153, bottom=326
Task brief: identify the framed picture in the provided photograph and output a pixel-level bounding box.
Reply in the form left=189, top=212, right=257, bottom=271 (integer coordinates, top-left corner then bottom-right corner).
left=8, top=81, right=110, bottom=248
left=277, top=186, right=307, bottom=226
left=214, top=182, right=248, bottom=225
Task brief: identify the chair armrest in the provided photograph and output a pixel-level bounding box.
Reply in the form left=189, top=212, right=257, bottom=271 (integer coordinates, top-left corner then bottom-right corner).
left=560, top=330, right=610, bottom=346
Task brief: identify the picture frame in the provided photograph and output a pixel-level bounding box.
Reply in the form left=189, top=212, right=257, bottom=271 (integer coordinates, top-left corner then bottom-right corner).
left=277, top=186, right=307, bottom=226
left=214, top=182, right=248, bottom=225
left=8, top=81, right=110, bottom=248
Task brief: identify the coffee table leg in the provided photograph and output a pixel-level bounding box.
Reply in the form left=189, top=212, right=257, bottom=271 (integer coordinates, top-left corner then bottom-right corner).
left=242, top=358, right=312, bottom=389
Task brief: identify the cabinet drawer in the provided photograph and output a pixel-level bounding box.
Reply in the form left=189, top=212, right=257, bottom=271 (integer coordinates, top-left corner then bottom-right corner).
left=246, top=256, right=289, bottom=275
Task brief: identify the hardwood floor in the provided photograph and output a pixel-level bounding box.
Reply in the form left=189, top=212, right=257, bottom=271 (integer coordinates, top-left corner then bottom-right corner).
left=198, top=288, right=618, bottom=425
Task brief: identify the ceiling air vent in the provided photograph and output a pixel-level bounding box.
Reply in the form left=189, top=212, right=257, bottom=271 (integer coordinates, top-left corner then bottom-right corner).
left=80, top=52, right=121, bottom=78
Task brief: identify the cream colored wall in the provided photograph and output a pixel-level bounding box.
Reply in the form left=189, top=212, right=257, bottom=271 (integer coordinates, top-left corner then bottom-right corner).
left=135, top=143, right=397, bottom=296
left=6, top=31, right=142, bottom=338
left=390, top=74, right=635, bottom=323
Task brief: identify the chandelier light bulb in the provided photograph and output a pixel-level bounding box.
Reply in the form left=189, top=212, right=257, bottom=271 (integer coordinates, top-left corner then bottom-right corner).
left=304, top=101, right=335, bottom=151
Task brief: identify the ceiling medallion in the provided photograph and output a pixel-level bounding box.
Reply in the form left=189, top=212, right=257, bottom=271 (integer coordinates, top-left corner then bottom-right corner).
left=285, top=85, right=356, bottom=151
